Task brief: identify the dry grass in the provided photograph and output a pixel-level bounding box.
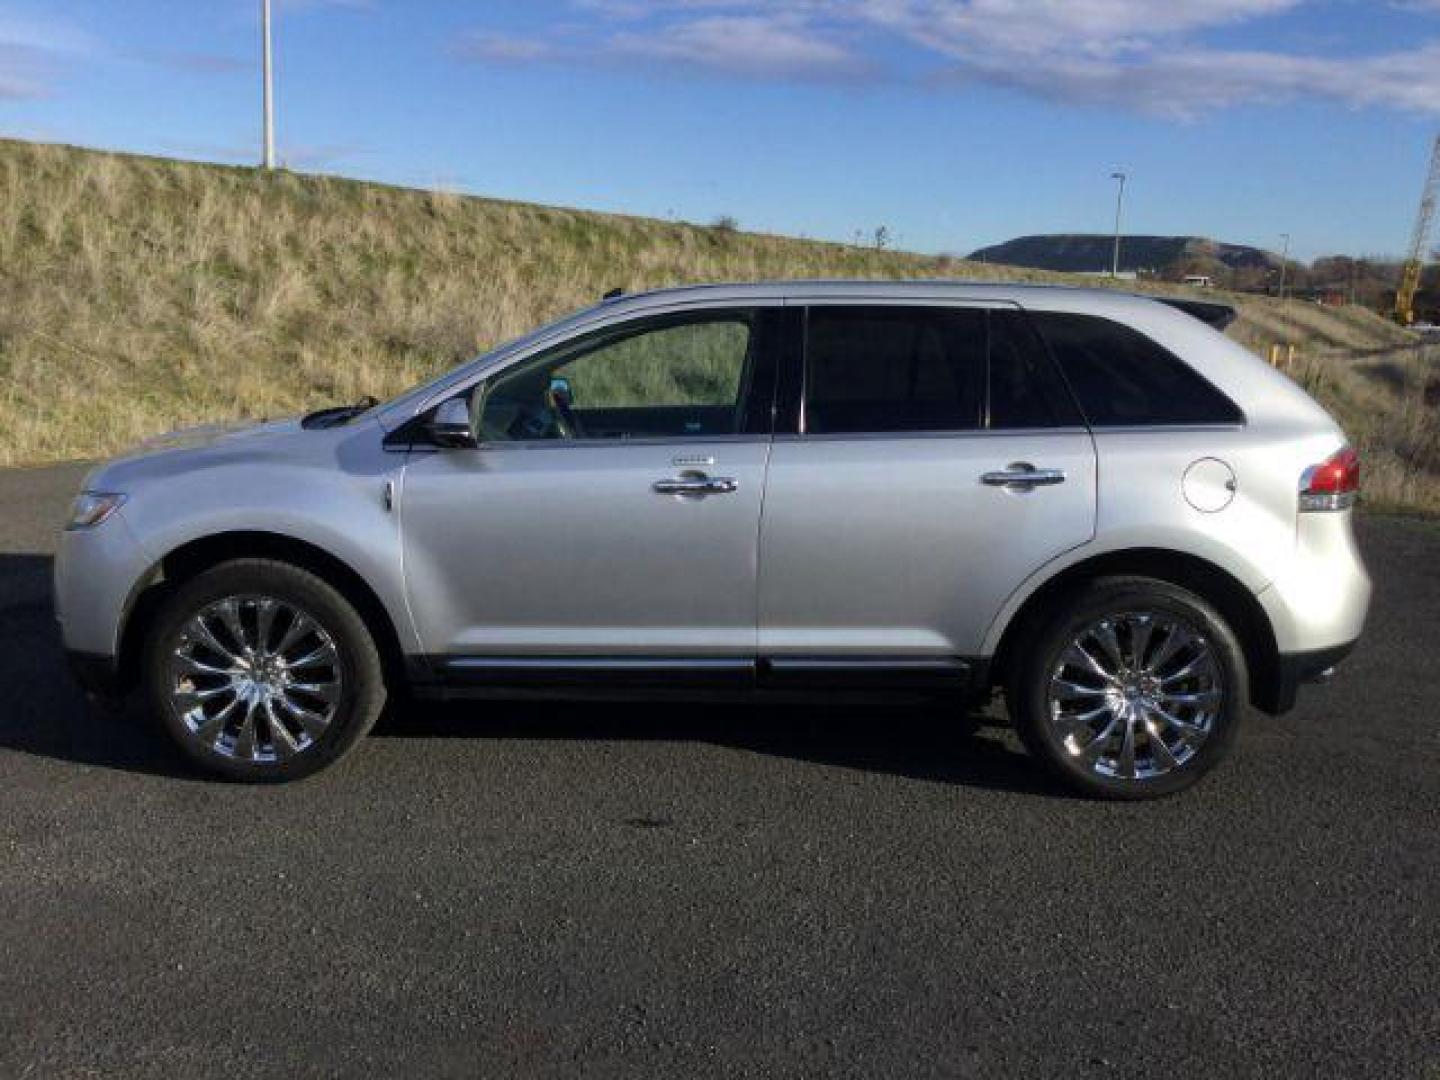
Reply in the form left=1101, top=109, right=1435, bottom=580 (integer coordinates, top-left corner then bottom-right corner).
left=0, top=138, right=1048, bottom=464
left=0, top=138, right=1432, bottom=508
left=1287, top=344, right=1440, bottom=512
left=1227, top=300, right=1415, bottom=355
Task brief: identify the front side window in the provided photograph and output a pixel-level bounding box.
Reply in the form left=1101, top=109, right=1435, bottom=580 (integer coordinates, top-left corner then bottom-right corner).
left=804, top=307, right=986, bottom=434
left=1031, top=312, right=1243, bottom=427
left=478, top=315, right=755, bottom=441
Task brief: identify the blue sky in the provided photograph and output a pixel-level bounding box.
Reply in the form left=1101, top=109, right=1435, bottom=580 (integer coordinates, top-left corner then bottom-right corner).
left=2, top=1, right=1439, bottom=261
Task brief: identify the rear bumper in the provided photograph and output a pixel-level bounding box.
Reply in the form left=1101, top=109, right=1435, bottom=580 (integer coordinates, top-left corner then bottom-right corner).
left=1263, top=640, right=1358, bottom=715
left=1258, top=510, right=1371, bottom=656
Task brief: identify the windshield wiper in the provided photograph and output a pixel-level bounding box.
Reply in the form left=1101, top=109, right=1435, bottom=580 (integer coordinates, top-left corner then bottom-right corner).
left=301, top=396, right=379, bottom=429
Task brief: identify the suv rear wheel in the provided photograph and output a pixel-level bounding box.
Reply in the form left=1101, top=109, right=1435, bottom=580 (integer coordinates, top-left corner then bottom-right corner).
left=144, top=558, right=386, bottom=782
left=1008, top=577, right=1245, bottom=799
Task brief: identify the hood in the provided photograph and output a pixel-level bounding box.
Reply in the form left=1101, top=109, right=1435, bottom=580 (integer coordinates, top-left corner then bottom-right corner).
left=128, top=417, right=305, bottom=455
left=81, top=415, right=317, bottom=493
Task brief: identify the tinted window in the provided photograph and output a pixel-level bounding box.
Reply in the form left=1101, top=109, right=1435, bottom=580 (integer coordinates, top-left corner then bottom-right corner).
left=804, top=307, right=985, bottom=434
left=988, top=311, right=1083, bottom=429
left=1032, top=312, right=1242, bottom=427
left=480, top=316, right=754, bottom=441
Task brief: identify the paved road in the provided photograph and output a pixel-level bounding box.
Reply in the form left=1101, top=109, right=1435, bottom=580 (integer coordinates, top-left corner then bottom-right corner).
left=1, top=465, right=1436, bottom=1078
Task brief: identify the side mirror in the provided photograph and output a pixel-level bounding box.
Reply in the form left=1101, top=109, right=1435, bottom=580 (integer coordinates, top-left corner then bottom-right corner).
left=427, top=398, right=478, bottom=449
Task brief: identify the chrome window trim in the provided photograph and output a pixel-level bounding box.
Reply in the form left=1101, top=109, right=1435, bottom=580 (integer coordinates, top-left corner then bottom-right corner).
left=1086, top=423, right=1248, bottom=434
left=786, top=297, right=1022, bottom=310
left=416, top=433, right=773, bottom=454
left=773, top=427, right=1093, bottom=444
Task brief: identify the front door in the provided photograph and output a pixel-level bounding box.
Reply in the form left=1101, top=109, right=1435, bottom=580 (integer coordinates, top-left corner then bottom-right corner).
left=758, top=303, right=1097, bottom=660
left=400, top=307, right=779, bottom=664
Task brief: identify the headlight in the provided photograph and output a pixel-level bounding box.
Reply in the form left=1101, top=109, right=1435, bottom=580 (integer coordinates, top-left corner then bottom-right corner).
left=67, top=491, right=128, bottom=530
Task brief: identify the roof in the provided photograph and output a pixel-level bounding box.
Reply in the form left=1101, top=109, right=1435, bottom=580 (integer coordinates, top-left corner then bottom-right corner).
left=600, top=279, right=1236, bottom=329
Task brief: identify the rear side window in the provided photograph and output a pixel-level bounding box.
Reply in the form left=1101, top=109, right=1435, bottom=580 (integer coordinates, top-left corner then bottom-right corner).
left=1031, top=312, right=1243, bottom=427
left=804, top=307, right=986, bottom=434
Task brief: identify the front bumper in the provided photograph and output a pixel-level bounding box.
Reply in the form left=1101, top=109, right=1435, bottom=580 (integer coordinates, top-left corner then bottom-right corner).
left=54, top=509, right=154, bottom=658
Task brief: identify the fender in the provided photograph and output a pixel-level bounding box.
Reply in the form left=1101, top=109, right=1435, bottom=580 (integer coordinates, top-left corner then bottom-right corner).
left=105, top=420, right=422, bottom=658
left=980, top=525, right=1274, bottom=658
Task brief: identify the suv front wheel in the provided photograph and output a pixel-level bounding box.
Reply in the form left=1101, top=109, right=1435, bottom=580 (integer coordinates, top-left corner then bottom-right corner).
left=1008, top=577, right=1246, bottom=800
left=144, top=558, right=386, bottom=782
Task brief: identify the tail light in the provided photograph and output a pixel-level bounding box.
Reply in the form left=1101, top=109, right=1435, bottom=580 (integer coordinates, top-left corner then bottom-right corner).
left=1299, top=446, right=1360, bottom=512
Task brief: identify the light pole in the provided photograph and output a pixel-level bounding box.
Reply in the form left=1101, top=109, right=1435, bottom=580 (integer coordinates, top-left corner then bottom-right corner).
left=1110, top=171, right=1127, bottom=277
left=1277, top=232, right=1291, bottom=301
left=261, top=0, right=276, bottom=169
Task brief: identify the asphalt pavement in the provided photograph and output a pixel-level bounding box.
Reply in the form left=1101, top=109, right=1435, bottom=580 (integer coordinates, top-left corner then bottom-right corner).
left=1, top=464, right=1437, bottom=1078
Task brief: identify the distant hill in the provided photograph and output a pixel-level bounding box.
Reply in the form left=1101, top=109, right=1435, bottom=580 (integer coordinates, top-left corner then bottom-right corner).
left=969, top=234, right=1280, bottom=276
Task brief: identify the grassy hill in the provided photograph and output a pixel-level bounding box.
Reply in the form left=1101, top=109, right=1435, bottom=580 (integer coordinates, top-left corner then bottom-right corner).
left=0, top=138, right=1431, bottom=507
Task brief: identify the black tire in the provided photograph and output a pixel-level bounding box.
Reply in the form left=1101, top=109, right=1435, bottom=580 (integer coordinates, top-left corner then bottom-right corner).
left=144, top=558, right=386, bottom=782
left=1006, top=576, right=1246, bottom=800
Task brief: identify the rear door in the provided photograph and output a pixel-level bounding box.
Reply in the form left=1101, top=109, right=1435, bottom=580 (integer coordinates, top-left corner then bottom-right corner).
left=757, top=302, right=1097, bottom=661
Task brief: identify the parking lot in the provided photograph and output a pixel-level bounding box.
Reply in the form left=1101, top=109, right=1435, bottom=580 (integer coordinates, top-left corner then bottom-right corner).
left=2, top=464, right=1437, bottom=1078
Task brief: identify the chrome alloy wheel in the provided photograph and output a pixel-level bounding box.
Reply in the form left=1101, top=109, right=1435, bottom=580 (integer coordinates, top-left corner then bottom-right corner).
left=1047, top=611, right=1224, bottom=781
left=166, top=595, right=343, bottom=764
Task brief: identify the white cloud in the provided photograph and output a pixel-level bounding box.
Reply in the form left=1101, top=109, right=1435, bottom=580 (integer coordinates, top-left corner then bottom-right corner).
left=0, top=10, right=95, bottom=100
left=937, top=42, right=1440, bottom=119
left=455, top=31, right=560, bottom=64
left=0, top=11, right=96, bottom=56
left=132, top=50, right=252, bottom=75
left=458, top=10, right=870, bottom=82
left=884, top=1, right=1440, bottom=118
left=0, top=43, right=49, bottom=98
left=275, top=0, right=376, bottom=10
left=862, top=0, right=1302, bottom=58
left=606, top=14, right=869, bottom=79
left=454, top=0, right=1440, bottom=117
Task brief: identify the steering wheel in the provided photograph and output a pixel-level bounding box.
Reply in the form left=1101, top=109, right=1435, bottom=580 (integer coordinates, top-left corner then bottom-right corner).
left=545, top=382, right=585, bottom=439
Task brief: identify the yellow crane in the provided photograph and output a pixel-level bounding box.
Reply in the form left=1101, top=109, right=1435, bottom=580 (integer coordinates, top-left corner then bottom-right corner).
left=1395, top=134, right=1440, bottom=325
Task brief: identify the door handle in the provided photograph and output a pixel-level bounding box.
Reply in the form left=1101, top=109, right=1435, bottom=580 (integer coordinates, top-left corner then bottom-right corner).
left=981, top=463, right=1067, bottom=490
left=652, top=475, right=739, bottom=496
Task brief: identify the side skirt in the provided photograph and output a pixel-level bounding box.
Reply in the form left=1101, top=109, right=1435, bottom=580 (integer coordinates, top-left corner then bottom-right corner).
left=411, top=655, right=988, bottom=703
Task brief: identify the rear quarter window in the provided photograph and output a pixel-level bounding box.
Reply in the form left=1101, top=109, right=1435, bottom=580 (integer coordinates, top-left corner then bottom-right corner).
left=1030, top=312, right=1243, bottom=427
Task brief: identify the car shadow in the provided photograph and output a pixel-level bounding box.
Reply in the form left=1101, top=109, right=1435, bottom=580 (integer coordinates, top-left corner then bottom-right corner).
left=0, top=553, right=1055, bottom=796
left=373, top=698, right=1051, bottom=796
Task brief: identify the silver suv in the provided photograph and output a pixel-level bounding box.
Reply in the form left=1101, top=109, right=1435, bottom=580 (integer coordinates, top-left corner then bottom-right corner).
left=55, top=282, right=1370, bottom=797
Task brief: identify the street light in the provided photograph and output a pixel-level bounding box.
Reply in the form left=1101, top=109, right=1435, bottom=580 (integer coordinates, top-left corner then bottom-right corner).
left=1110, top=171, right=1127, bottom=277
left=261, top=0, right=276, bottom=169
left=1277, top=232, right=1291, bottom=302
